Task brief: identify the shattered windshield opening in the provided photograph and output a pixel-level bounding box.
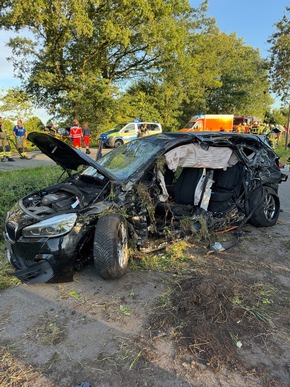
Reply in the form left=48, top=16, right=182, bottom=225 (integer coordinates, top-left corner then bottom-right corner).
left=83, top=140, right=162, bottom=181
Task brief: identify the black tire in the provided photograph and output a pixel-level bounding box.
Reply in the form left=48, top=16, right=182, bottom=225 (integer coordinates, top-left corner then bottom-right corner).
left=114, top=139, right=123, bottom=147
left=93, top=214, right=129, bottom=279
left=249, top=187, right=280, bottom=227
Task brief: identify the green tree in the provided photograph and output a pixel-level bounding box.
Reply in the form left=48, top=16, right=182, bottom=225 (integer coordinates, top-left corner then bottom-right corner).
left=268, top=6, right=290, bottom=147
left=117, top=24, right=272, bottom=131
left=0, top=88, right=34, bottom=121
left=118, top=80, right=179, bottom=131
left=24, top=116, right=44, bottom=133
left=0, top=1, right=272, bottom=131
left=264, top=107, right=289, bottom=126
left=184, top=31, right=272, bottom=119
left=118, top=3, right=219, bottom=131
left=268, top=7, right=290, bottom=103
left=0, top=0, right=192, bottom=124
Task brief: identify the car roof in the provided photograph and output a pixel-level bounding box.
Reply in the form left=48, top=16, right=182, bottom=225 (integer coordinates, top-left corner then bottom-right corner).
left=146, top=131, right=274, bottom=147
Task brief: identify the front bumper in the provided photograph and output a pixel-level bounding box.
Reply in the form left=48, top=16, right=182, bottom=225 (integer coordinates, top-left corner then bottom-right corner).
left=105, top=137, right=116, bottom=148
left=9, top=260, right=54, bottom=283
left=3, top=227, right=82, bottom=283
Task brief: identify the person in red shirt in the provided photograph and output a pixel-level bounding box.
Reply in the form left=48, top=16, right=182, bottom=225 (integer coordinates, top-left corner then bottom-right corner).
left=69, top=119, right=83, bottom=149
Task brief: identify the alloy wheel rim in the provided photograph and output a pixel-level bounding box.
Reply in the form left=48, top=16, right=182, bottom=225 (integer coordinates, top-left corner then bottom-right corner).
left=117, top=222, right=128, bottom=268
left=263, top=194, right=276, bottom=220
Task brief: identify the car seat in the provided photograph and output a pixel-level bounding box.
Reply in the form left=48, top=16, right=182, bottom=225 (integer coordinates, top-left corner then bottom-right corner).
left=173, top=168, right=203, bottom=205
left=208, top=162, right=244, bottom=213
left=156, top=167, right=203, bottom=218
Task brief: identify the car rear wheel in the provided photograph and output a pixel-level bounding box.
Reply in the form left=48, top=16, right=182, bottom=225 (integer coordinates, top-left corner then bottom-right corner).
left=93, top=214, right=129, bottom=279
left=249, top=187, right=280, bottom=227
left=114, top=139, right=123, bottom=147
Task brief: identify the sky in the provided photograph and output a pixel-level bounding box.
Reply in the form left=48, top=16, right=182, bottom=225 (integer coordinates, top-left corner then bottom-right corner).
left=196, top=0, right=290, bottom=58
left=0, top=0, right=289, bottom=123
left=0, top=29, right=51, bottom=123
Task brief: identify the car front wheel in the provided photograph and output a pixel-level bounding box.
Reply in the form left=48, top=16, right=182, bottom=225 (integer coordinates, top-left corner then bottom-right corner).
left=249, top=187, right=280, bottom=227
left=114, top=139, right=124, bottom=147
left=93, top=213, right=129, bottom=279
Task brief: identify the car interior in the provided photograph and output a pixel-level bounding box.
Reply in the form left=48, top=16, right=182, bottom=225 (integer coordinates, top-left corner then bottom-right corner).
left=156, top=162, right=244, bottom=217
left=155, top=144, right=244, bottom=218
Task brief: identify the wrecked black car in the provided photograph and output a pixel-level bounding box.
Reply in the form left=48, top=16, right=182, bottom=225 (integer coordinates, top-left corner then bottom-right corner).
left=3, top=131, right=287, bottom=283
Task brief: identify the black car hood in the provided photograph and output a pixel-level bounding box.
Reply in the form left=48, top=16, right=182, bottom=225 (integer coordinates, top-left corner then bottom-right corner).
left=28, top=132, right=116, bottom=179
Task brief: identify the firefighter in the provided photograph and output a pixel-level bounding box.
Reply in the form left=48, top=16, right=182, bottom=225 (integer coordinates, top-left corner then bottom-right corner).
left=257, top=123, right=266, bottom=135
left=13, top=119, right=29, bottom=159
left=237, top=123, right=244, bottom=133
left=69, top=119, right=83, bottom=149
left=250, top=124, right=260, bottom=135
left=0, top=117, right=15, bottom=162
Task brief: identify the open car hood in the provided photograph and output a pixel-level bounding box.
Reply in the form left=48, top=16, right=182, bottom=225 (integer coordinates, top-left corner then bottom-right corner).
left=27, top=132, right=115, bottom=179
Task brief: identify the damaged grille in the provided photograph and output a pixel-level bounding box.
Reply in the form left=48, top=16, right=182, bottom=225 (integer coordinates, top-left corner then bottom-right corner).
left=5, top=222, right=17, bottom=242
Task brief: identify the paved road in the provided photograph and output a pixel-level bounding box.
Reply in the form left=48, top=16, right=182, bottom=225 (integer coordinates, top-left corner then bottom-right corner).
left=279, top=170, right=290, bottom=212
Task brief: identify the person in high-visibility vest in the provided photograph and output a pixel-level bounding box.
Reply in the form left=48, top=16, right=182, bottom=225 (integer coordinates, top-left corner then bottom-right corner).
left=0, top=117, right=15, bottom=162
left=69, top=119, right=83, bottom=149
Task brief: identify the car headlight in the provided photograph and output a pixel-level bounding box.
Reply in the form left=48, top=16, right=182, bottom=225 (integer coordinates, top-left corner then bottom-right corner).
left=22, top=213, right=77, bottom=238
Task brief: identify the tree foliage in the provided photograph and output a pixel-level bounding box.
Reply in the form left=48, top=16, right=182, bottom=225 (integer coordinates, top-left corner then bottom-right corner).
left=0, top=0, right=273, bottom=130
left=0, top=88, right=34, bottom=121
left=204, top=35, right=272, bottom=118
left=268, top=7, right=290, bottom=103
left=0, top=0, right=192, bottom=124
left=24, top=116, right=44, bottom=132
left=123, top=29, right=272, bottom=129
left=264, top=107, right=289, bottom=126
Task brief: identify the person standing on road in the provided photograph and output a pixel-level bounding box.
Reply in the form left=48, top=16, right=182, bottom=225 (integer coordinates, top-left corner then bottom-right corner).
left=13, top=119, right=28, bottom=159
left=140, top=123, right=148, bottom=137
left=69, top=119, right=83, bottom=149
left=82, top=121, right=91, bottom=154
left=0, top=117, right=15, bottom=162
left=137, top=123, right=148, bottom=137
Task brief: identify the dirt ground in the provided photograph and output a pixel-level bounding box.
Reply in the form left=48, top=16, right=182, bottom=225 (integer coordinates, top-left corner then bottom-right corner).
left=1, top=153, right=290, bottom=387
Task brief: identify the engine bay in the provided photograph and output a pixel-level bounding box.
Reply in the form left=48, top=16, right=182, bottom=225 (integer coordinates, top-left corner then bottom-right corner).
left=19, top=178, right=107, bottom=219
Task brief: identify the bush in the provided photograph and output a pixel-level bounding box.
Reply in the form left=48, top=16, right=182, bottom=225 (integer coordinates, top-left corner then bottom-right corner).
left=275, top=142, right=290, bottom=166
left=0, top=165, right=63, bottom=235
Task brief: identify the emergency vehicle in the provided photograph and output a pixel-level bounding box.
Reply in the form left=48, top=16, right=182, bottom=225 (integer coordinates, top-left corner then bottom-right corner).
left=233, top=116, right=262, bottom=133
left=179, top=114, right=234, bottom=132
